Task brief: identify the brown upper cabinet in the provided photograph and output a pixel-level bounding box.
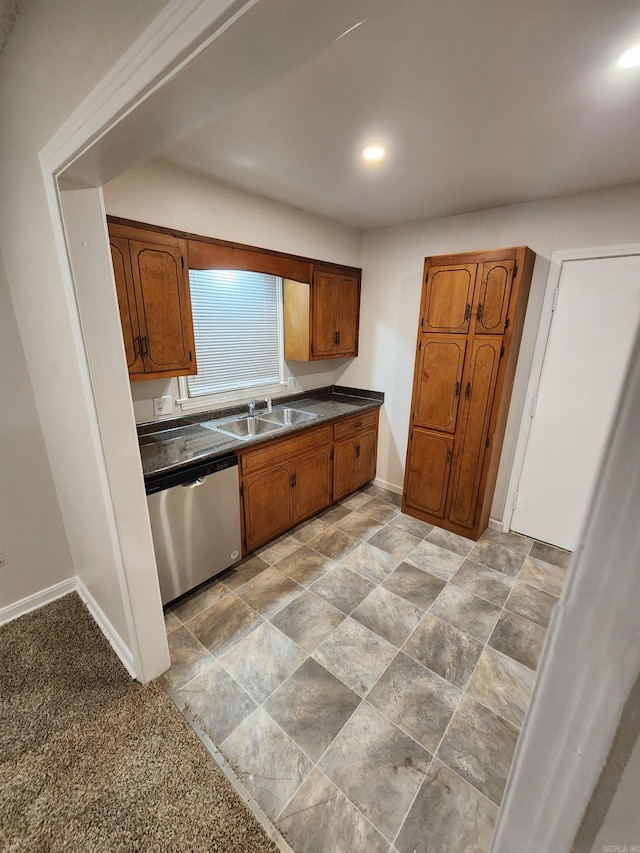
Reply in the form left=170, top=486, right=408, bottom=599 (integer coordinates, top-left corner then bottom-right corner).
left=403, top=246, right=535, bottom=540
left=108, top=222, right=197, bottom=382
left=284, top=266, right=361, bottom=361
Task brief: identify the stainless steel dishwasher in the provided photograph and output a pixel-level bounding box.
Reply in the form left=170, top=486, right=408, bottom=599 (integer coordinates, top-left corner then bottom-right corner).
left=145, top=454, right=242, bottom=604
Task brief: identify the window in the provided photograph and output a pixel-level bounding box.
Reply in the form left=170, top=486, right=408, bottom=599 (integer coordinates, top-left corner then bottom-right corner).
left=179, top=268, right=285, bottom=404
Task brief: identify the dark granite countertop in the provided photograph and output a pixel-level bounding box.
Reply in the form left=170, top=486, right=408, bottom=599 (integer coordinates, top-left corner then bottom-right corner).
left=139, top=385, right=384, bottom=481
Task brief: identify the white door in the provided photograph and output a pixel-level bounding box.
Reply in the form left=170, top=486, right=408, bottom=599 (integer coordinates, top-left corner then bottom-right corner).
left=511, top=254, right=640, bottom=552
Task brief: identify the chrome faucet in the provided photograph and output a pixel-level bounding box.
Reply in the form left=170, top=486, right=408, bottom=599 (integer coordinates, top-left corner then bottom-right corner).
left=247, top=398, right=257, bottom=416
left=264, top=396, right=272, bottom=414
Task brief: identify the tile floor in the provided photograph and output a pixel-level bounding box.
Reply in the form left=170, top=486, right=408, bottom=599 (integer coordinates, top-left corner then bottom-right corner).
left=162, top=484, right=571, bottom=853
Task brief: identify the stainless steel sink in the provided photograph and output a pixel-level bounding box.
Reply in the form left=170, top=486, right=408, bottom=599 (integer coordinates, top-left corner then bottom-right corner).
left=259, top=408, right=318, bottom=426
left=201, top=415, right=283, bottom=440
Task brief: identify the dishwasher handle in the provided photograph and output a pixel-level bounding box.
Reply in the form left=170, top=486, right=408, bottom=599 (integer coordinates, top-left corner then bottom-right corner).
left=181, top=477, right=207, bottom=489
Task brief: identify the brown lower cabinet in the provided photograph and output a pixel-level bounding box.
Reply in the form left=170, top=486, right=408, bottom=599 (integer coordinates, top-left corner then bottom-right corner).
left=239, top=409, right=379, bottom=554
left=402, top=246, right=535, bottom=540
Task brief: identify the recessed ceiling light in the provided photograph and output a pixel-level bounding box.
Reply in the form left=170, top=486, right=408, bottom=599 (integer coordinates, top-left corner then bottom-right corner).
left=618, top=44, right=640, bottom=68
left=363, top=145, right=385, bottom=162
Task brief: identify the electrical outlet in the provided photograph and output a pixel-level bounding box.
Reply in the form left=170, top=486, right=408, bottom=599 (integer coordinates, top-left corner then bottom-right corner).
left=153, top=396, right=174, bottom=417
left=0, top=551, right=4, bottom=568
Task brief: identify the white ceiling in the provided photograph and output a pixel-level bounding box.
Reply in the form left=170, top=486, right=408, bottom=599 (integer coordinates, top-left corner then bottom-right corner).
left=160, top=0, right=640, bottom=230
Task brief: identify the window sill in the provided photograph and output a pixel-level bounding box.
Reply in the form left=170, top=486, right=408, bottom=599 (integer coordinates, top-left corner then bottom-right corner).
left=176, top=378, right=293, bottom=412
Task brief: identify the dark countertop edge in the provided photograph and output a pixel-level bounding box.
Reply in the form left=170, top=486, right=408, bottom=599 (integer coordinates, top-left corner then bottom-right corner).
left=137, top=384, right=383, bottom=436
left=141, top=386, right=384, bottom=483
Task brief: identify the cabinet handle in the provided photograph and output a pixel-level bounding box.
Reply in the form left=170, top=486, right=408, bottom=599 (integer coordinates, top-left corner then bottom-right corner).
left=446, top=449, right=452, bottom=463
left=334, top=331, right=341, bottom=345
left=465, top=382, right=472, bottom=400
left=290, top=473, right=297, bottom=488
left=135, top=336, right=143, bottom=358
left=454, top=381, right=460, bottom=397
left=140, top=336, right=149, bottom=357
left=355, top=421, right=362, bottom=429
left=464, top=303, right=471, bottom=321
left=476, top=303, right=484, bottom=321
left=355, top=444, right=361, bottom=458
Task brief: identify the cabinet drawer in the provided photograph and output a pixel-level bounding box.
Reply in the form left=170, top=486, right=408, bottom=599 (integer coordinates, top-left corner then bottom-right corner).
left=333, top=409, right=379, bottom=441
left=240, top=424, right=332, bottom=475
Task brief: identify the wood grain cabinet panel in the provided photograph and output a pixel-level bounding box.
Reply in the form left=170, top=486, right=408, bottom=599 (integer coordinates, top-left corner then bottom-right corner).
left=242, top=465, right=293, bottom=553
left=474, top=259, right=515, bottom=335
left=403, top=247, right=535, bottom=539
left=404, top=429, right=453, bottom=518
left=108, top=223, right=197, bottom=382
left=110, top=237, right=144, bottom=375
left=333, top=427, right=378, bottom=501
left=294, top=448, right=333, bottom=521
left=422, top=264, right=477, bottom=333
left=412, top=336, right=466, bottom=433
left=285, top=267, right=361, bottom=361
left=447, top=339, right=501, bottom=529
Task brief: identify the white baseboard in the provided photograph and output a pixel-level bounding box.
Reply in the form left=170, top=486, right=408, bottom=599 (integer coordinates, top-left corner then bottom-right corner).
left=0, top=577, right=76, bottom=625
left=76, top=579, right=136, bottom=679
left=488, top=518, right=503, bottom=531
left=0, top=576, right=136, bottom=680
left=373, top=477, right=403, bottom=495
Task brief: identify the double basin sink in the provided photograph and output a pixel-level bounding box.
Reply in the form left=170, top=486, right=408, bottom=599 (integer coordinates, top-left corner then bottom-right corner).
left=202, top=407, right=317, bottom=441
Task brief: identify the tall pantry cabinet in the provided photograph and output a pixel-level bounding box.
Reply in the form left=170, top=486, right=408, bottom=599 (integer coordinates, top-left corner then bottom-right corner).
left=402, top=246, right=535, bottom=540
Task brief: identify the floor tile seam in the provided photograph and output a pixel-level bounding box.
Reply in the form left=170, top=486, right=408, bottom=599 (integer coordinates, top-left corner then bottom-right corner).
left=299, top=692, right=434, bottom=847
left=426, top=584, right=502, bottom=644
left=237, top=573, right=309, bottom=622
left=181, top=595, right=267, bottom=659
left=275, top=756, right=398, bottom=847
left=446, top=573, right=514, bottom=610
left=160, top=678, right=294, bottom=853
left=214, top=624, right=310, bottom=705
left=165, top=579, right=233, bottom=624
left=501, top=578, right=558, bottom=628
left=397, top=611, right=482, bottom=682
left=473, top=535, right=535, bottom=563
left=177, top=671, right=259, bottom=746
left=481, top=530, right=534, bottom=558
left=389, top=756, right=434, bottom=850
left=509, top=570, right=564, bottom=601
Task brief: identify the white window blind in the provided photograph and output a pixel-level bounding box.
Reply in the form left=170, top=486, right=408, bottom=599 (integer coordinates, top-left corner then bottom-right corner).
left=186, top=269, right=283, bottom=398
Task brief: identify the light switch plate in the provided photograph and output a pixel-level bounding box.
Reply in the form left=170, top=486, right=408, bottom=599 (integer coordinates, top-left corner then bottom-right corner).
left=153, top=395, right=174, bottom=417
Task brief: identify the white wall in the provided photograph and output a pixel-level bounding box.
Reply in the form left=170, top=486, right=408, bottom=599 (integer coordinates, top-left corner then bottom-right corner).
left=0, top=0, right=167, bottom=626
left=337, top=183, right=640, bottom=519
left=103, top=159, right=362, bottom=422
left=0, top=251, right=73, bottom=609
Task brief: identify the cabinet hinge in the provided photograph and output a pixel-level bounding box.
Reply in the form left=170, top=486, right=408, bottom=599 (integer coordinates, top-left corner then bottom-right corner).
left=425, top=273, right=429, bottom=284
left=239, top=482, right=244, bottom=497
left=530, top=396, right=538, bottom=418
left=513, top=491, right=519, bottom=511
left=420, top=317, right=424, bottom=328
left=513, top=263, right=518, bottom=278
left=464, top=303, right=471, bottom=321
left=329, top=448, right=334, bottom=460
left=189, top=350, right=193, bottom=361
left=485, top=436, right=490, bottom=448
left=552, top=286, right=560, bottom=312
left=500, top=344, right=505, bottom=358
left=473, top=515, right=477, bottom=526
left=418, top=341, right=422, bottom=351
left=410, top=433, right=414, bottom=441
left=445, top=448, right=452, bottom=463
left=504, top=317, right=510, bottom=330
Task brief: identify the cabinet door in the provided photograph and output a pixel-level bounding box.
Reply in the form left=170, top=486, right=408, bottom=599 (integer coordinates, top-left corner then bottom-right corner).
left=333, top=437, right=357, bottom=500
left=336, top=276, right=359, bottom=356
left=130, top=240, right=195, bottom=374
left=413, top=336, right=466, bottom=433
left=474, top=259, right=515, bottom=334
left=404, top=429, right=453, bottom=518
left=243, top=465, right=293, bottom=552
left=447, top=339, right=502, bottom=529
left=294, top=448, right=333, bottom=521
left=355, top=429, right=377, bottom=490
left=311, top=273, right=337, bottom=357
left=422, top=263, right=477, bottom=333
left=110, top=237, right=145, bottom=375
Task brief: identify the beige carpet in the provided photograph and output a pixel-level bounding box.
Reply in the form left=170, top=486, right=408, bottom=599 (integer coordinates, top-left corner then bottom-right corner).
left=0, top=593, right=279, bottom=852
